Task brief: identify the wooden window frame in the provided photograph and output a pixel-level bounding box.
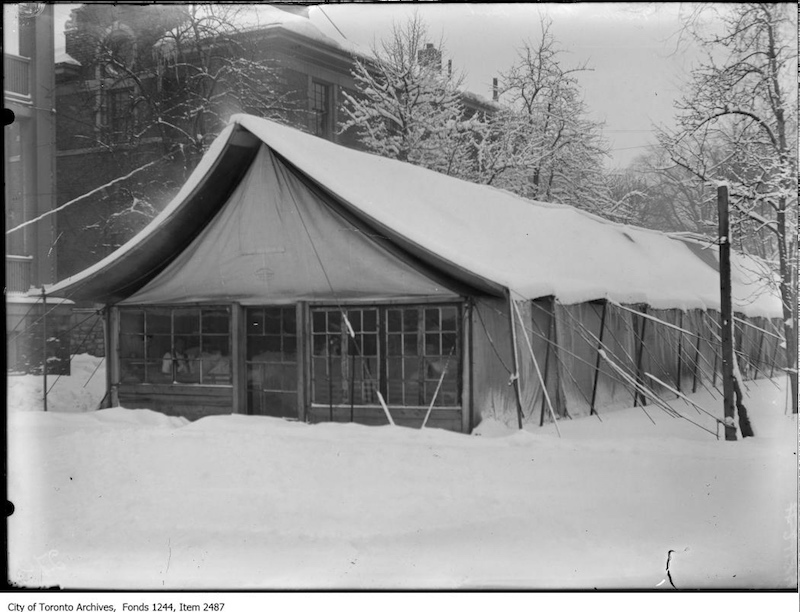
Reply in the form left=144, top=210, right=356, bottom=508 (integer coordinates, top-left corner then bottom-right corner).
left=308, top=303, right=462, bottom=409
left=310, top=79, right=332, bottom=139
left=117, top=305, right=232, bottom=387
left=244, top=305, right=298, bottom=416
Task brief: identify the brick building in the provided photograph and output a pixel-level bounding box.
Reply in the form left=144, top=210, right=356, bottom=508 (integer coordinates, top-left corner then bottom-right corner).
left=55, top=4, right=370, bottom=281
left=55, top=5, right=498, bottom=282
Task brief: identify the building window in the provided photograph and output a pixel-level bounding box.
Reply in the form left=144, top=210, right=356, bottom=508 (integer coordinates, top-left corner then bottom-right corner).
left=101, top=87, right=135, bottom=143
left=246, top=306, right=297, bottom=417
left=311, top=80, right=332, bottom=139
left=119, top=306, right=231, bottom=385
left=310, top=304, right=461, bottom=407
left=101, top=23, right=137, bottom=77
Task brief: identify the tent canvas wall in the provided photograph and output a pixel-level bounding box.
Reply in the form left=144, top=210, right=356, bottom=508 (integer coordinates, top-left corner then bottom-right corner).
left=48, top=115, right=785, bottom=432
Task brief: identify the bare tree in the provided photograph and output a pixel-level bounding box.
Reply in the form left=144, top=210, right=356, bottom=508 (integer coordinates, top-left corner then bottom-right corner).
left=57, top=4, right=298, bottom=274
left=340, top=14, right=474, bottom=178
left=479, top=16, right=613, bottom=214
left=657, top=3, right=797, bottom=411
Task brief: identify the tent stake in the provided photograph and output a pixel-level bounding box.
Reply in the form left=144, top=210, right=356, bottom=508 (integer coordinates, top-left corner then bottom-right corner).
left=589, top=301, right=608, bottom=416
left=512, top=299, right=560, bottom=438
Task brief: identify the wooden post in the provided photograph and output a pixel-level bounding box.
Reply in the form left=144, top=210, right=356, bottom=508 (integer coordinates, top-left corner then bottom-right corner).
left=512, top=299, right=560, bottom=437
left=691, top=321, right=702, bottom=394
left=327, top=336, right=334, bottom=422
left=507, top=291, right=526, bottom=429
left=538, top=313, right=554, bottom=427
left=718, top=185, right=738, bottom=441
left=538, top=314, right=554, bottom=424
left=231, top=303, right=247, bottom=415
left=349, top=347, right=355, bottom=423
left=41, top=287, right=48, bottom=412
left=633, top=307, right=648, bottom=407
left=676, top=310, right=684, bottom=393
left=753, top=327, right=764, bottom=380
left=589, top=301, right=608, bottom=416
left=462, top=301, right=474, bottom=434
left=768, top=322, right=780, bottom=378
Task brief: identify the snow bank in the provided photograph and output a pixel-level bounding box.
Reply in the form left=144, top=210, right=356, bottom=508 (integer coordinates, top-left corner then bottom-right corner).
left=7, top=362, right=796, bottom=590
left=7, top=353, right=106, bottom=413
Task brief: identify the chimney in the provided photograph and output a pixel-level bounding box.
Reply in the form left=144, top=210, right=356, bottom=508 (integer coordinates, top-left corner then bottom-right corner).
left=418, top=42, right=442, bottom=71
left=492, top=77, right=499, bottom=102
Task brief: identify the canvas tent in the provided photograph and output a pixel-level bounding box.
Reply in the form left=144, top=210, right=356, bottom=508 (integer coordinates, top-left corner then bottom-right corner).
left=48, top=115, right=785, bottom=432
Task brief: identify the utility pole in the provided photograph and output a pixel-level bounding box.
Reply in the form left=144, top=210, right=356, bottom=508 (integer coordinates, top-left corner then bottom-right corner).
left=718, top=185, right=737, bottom=441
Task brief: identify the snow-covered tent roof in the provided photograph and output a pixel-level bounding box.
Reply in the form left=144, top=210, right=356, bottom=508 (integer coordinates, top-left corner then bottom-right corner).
left=48, top=115, right=782, bottom=319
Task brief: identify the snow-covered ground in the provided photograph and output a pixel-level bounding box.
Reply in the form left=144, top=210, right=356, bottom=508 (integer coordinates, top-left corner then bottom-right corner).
left=6, top=355, right=798, bottom=591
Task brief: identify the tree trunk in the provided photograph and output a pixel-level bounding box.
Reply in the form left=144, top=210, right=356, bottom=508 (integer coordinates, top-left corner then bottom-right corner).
left=776, top=199, right=798, bottom=413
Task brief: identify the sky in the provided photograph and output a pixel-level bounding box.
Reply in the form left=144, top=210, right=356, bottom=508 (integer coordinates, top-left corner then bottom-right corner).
left=46, top=2, right=707, bottom=168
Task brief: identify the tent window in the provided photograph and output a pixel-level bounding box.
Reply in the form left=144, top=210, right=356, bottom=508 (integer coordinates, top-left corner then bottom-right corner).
left=246, top=306, right=297, bottom=417
left=118, top=306, right=231, bottom=386
left=311, top=304, right=461, bottom=407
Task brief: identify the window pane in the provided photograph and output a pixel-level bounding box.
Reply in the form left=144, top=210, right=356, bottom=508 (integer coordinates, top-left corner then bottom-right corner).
left=248, top=336, right=279, bottom=360
left=176, top=360, right=201, bottom=384
left=174, top=308, right=200, bottom=334
left=147, top=308, right=171, bottom=334
left=327, top=310, right=341, bottom=332
left=283, top=309, right=297, bottom=335
left=387, top=309, right=402, bottom=332
left=362, top=334, right=377, bottom=356
left=146, top=360, right=172, bottom=384
left=404, top=381, right=420, bottom=404
left=403, top=309, right=418, bottom=330
left=119, top=358, right=144, bottom=383
left=424, top=333, right=440, bottom=355
left=441, top=308, right=457, bottom=331
left=203, top=308, right=229, bottom=334
left=246, top=309, right=264, bottom=335
left=387, top=357, right=402, bottom=380
left=425, top=308, right=440, bottom=331
left=403, top=357, right=420, bottom=381
left=387, top=333, right=401, bottom=356
left=120, top=334, right=144, bottom=359
left=312, top=311, right=326, bottom=331
left=202, top=335, right=230, bottom=356
left=363, top=309, right=377, bottom=330
left=148, top=334, right=172, bottom=360
left=328, top=335, right=342, bottom=356
left=263, top=309, right=281, bottom=335
left=200, top=352, right=231, bottom=384
left=283, top=335, right=297, bottom=359
left=442, top=332, right=457, bottom=354
left=404, top=334, right=418, bottom=356
left=120, top=310, right=143, bottom=334
left=281, top=364, right=297, bottom=391
left=346, top=310, right=361, bottom=332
